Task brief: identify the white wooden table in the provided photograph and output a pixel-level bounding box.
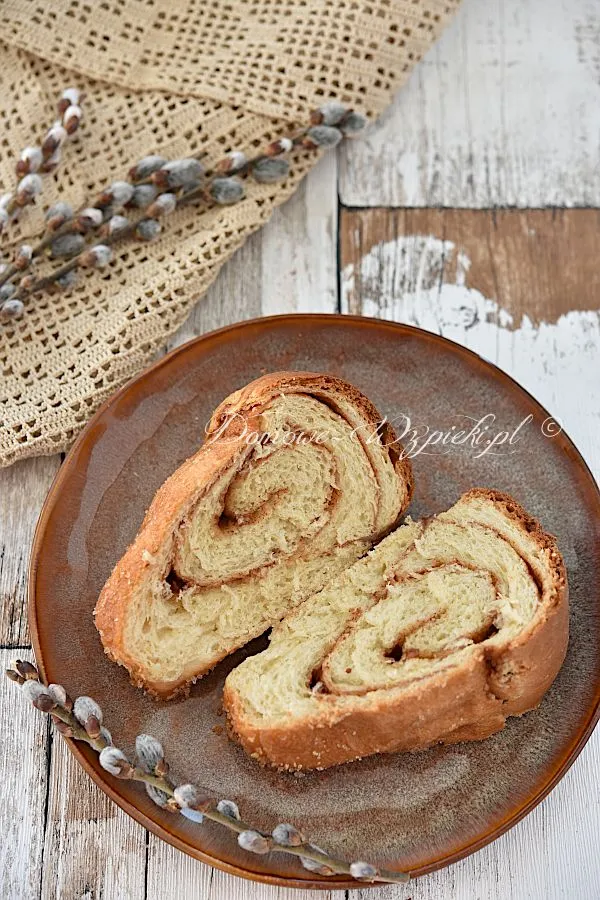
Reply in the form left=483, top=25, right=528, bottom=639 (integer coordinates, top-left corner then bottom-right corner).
left=2, top=1, right=599, bottom=897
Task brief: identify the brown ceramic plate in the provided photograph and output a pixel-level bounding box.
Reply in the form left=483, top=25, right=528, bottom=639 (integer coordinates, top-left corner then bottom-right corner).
left=29, top=314, right=600, bottom=889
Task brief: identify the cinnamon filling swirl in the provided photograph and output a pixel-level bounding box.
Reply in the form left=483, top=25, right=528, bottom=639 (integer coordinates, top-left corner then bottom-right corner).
left=224, top=489, right=567, bottom=770
left=97, top=380, right=411, bottom=695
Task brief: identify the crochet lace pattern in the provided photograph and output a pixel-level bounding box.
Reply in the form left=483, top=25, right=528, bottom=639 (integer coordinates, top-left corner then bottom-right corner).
left=0, top=0, right=460, bottom=465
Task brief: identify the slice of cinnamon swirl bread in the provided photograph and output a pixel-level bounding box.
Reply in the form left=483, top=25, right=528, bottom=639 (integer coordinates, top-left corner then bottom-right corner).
left=224, top=489, right=568, bottom=770
left=94, top=372, right=413, bottom=698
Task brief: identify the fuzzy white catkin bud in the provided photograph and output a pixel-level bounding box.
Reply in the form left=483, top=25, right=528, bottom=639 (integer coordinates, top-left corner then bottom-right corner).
left=149, top=192, right=177, bottom=216
left=99, top=746, right=129, bottom=776
left=220, top=150, right=247, bottom=172
left=210, top=177, right=245, bottom=205
left=130, top=184, right=158, bottom=208
left=161, top=158, right=204, bottom=188
left=238, top=831, right=271, bottom=855
left=21, top=680, right=49, bottom=702
left=349, top=861, right=378, bottom=880
left=136, top=218, right=161, bottom=241
left=0, top=298, right=25, bottom=320
left=107, top=214, right=129, bottom=235
left=46, top=684, right=67, bottom=707
left=41, top=148, right=62, bottom=172
left=51, top=122, right=68, bottom=143
left=45, top=201, right=73, bottom=222
left=79, top=207, right=104, bottom=228
left=315, top=101, right=347, bottom=125
left=180, top=806, right=205, bottom=823
left=306, top=125, right=342, bottom=148
left=216, top=799, right=240, bottom=820
left=16, top=244, right=33, bottom=263
left=130, top=155, right=167, bottom=181
left=50, top=233, right=85, bottom=258
left=0, top=209, right=9, bottom=232
left=135, top=733, right=164, bottom=773
left=265, top=137, right=293, bottom=156
left=272, top=823, right=303, bottom=846
left=252, top=157, right=290, bottom=184
left=146, top=783, right=170, bottom=808
left=173, top=784, right=199, bottom=808
left=57, top=269, right=78, bottom=289
left=340, top=112, right=368, bottom=135
left=109, top=181, right=134, bottom=206
left=20, top=146, right=43, bottom=172
left=0, top=283, right=16, bottom=300
left=82, top=245, right=112, bottom=268
left=100, top=726, right=113, bottom=746
left=43, top=123, right=67, bottom=151
left=227, top=150, right=248, bottom=168
left=61, top=88, right=81, bottom=107
left=63, top=104, right=83, bottom=133
left=73, top=696, right=103, bottom=726
left=300, top=846, right=334, bottom=875
left=17, top=173, right=43, bottom=198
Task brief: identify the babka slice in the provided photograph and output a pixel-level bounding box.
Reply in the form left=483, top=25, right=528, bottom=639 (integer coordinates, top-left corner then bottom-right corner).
left=94, top=372, right=413, bottom=698
left=224, top=489, right=568, bottom=770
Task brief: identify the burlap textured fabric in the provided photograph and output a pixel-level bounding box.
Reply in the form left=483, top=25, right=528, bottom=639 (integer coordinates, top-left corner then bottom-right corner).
left=0, top=0, right=459, bottom=466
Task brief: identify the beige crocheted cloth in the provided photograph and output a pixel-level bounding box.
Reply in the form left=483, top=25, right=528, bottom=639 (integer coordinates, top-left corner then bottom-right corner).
left=0, top=0, right=459, bottom=466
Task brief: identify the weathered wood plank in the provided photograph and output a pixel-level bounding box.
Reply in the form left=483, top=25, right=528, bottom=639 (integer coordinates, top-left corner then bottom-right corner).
left=0, top=456, right=60, bottom=645
left=341, top=207, right=600, bottom=321
left=341, top=206, right=600, bottom=899
left=355, top=737, right=600, bottom=900
left=339, top=0, right=600, bottom=208
left=340, top=208, right=600, bottom=474
left=208, top=870, right=345, bottom=900
left=0, top=649, right=48, bottom=899
left=145, top=843, right=345, bottom=900
left=259, top=153, right=338, bottom=316
left=40, top=734, right=147, bottom=900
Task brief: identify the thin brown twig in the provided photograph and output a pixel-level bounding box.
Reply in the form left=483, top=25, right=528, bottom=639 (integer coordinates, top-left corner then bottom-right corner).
left=1, top=125, right=315, bottom=292
left=12, top=161, right=289, bottom=300
left=6, top=663, right=408, bottom=886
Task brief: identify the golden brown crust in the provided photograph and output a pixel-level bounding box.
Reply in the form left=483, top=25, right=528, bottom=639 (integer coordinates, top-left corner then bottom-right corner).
left=224, top=657, right=507, bottom=771
left=224, top=489, right=569, bottom=770
left=94, top=371, right=413, bottom=698
left=94, top=436, right=247, bottom=698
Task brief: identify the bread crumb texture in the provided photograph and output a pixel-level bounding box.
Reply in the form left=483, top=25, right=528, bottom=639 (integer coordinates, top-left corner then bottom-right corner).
left=94, top=372, right=413, bottom=697
left=224, top=488, right=568, bottom=769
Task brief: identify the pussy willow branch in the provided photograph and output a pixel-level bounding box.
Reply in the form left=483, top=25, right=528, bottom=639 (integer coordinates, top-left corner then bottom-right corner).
left=1, top=102, right=365, bottom=312
left=0, top=122, right=304, bottom=291
left=0, top=223, right=78, bottom=288
left=11, top=223, right=139, bottom=300
left=11, top=186, right=209, bottom=302
left=5, top=661, right=408, bottom=886
left=0, top=152, right=213, bottom=290
left=9, top=185, right=256, bottom=302
left=0, top=88, right=84, bottom=232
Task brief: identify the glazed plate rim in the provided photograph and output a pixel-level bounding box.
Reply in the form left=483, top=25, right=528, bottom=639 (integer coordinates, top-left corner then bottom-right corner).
left=28, top=313, right=600, bottom=890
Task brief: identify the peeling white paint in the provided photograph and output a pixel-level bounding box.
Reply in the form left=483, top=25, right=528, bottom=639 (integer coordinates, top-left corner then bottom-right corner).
left=342, top=235, right=600, bottom=477
left=339, top=0, right=600, bottom=207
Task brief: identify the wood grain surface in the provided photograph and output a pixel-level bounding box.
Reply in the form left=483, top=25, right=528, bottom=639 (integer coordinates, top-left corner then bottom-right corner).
left=2, top=0, right=599, bottom=897
left=339, top=0, right=600, bottom=208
